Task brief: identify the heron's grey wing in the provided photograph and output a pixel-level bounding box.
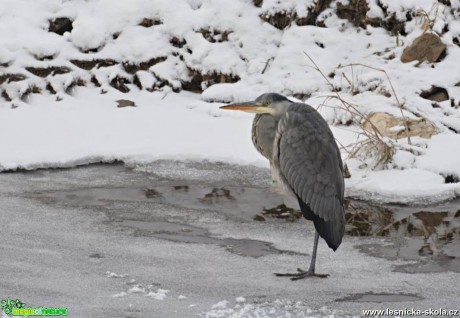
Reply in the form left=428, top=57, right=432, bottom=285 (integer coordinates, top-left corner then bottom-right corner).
left=273, top=104, right=345, bottom=249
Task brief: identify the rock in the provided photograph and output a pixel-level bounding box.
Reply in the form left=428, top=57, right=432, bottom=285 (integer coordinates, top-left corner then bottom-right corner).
left=444, top=175, right=459, bottom=183
left=32, top=53, right=57, bottom=61
left=253, top=214, right=266, bottom=221
left=401, top=33, right=446, bottom=63
left=366, top=13, right=407, bottom=36
left=261, top=204, right=302, bottom=221
left=0, top=73, right=27, bottom=84
left=91, top=75, right=101, bottom=87
left=139, top=18, right=161, bottom=27
left=454, top=36, right=459, bottom=47
left=420, top=86, right=449, bottom=102
left=170, top=37, right=186, bottom=48
left=296, top=0, right=332, bottom=26
left=65, top=78, right=86, bottom=95
left=199, top=188, right=235, bottom=204
left=197, top=29, right=233, bottom=43
left=1, top=90, right=12, bottom=101
left=49, top=17, right=73, bottom=35
left=94, top=59, right=118, bottom=68
left=259, top=11, right=294, bottom=30
left=25, top=66, right=71, bottom=77
left=182, top=69, right=240, bottom=93
left=133, top=74, right=143, bottom=90
left=46, top=82, right=57, bottom=94
left=144, top=188, right=162, bottom=197
left=362, top=112, right=437, bottom=139
left=122, top=57, right=166, bottom=74
left=110, top=76, right=130, bottom=93
left=116, top=99, right=136, bottom=108
left=252, top=0, right=262, bottom=7
left=268, top=1, right=336, bottom=29
left=80, top=46, right=104, bottom=54
left=336, top=0, right=369, bottom=28
left=20, top=85, right=41, bottom=101
left=71, top=59, right=117, bottom=70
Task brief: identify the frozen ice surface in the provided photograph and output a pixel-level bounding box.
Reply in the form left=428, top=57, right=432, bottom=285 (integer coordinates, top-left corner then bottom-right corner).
left=0, top=164, right=458, bottom=318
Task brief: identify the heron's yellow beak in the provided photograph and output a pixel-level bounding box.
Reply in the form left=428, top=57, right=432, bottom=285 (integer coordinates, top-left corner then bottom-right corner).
left=220, top=101, right=274, bottom=114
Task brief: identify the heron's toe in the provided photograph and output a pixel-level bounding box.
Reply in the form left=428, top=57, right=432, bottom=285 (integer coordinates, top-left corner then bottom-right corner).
left=275, top=269, right=329, bottom=280
left=290, top=272, right=329, bottom=280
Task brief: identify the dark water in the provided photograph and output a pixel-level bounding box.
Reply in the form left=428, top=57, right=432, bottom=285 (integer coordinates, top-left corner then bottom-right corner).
left=120, top=219, right=301, bottom=258
left=346, top=200, right=460, bottom=273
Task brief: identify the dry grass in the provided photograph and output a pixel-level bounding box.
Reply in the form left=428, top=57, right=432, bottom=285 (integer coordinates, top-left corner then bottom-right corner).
left=303, top=52, right=407, bottom=168
left=415, top=1, right=442, bottom=34
left=337, top=63, right=412, bottom=145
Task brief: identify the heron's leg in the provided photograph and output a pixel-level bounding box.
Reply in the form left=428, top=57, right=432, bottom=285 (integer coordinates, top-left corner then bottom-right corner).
left=274, top=231, right=329, bottom=280
left=306, top=230, right=319, bottom=272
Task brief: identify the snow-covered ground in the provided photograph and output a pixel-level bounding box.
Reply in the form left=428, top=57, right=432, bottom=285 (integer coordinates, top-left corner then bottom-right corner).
left=1, top=0, right=460, bottom=204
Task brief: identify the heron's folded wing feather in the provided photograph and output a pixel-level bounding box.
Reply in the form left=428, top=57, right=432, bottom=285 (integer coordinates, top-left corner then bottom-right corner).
left=273, top=105, right=344, bottom=222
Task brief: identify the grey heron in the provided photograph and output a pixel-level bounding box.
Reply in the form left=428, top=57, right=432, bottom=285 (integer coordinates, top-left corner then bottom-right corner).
left=220, top=93, right=345, bottom=280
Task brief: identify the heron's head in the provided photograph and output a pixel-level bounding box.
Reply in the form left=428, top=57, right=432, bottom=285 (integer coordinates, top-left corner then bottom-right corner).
left=220, top=93, right=292, bottom=115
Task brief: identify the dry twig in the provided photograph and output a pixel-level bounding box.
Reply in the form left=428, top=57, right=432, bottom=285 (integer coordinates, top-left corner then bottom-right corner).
left=304, top=52, right=398, bottom=167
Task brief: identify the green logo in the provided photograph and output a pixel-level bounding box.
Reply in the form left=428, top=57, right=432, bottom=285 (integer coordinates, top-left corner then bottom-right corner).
left=1, top=297, right=67, bottom=317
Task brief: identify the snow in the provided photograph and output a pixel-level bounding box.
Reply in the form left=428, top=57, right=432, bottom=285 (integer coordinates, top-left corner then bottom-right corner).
left=146, top=289, right=169, bottom=300
left=235, top=297, right=246, bottom=303
left=128, top=286, right=146, bottom=294
left=1, top=0, right=460, bottom=204
left=0, top=90, right=264, bottom=169
left=416, top=134, right=460, bottom=177
left=105, top=271, right=128, bottom=278
left=203, top=300, right=360, bottom=318
left=212, top=300, right=230, bottom=309
left=346, top=168, right=457, bottom=204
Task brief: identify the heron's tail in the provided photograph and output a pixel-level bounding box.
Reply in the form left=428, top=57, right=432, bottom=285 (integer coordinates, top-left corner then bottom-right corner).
left=297, top=197, right=345, bottom=251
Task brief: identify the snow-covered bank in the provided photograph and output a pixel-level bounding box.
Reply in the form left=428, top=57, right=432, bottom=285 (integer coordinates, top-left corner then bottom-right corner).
left=1, top=0, right=460, bottom=204
left=0, top=91, right=265, bottom=170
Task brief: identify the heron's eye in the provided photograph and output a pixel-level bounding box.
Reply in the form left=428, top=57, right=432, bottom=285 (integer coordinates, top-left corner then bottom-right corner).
left=263, top=100, right=270, bottom=106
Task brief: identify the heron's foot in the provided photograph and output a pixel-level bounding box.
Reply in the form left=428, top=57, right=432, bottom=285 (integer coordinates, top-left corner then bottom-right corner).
left=274, top=268, right=329, bottom=280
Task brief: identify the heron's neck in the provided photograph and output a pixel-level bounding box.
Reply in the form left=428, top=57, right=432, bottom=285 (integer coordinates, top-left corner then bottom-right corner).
left=252, top=114, right=280, bottom=160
